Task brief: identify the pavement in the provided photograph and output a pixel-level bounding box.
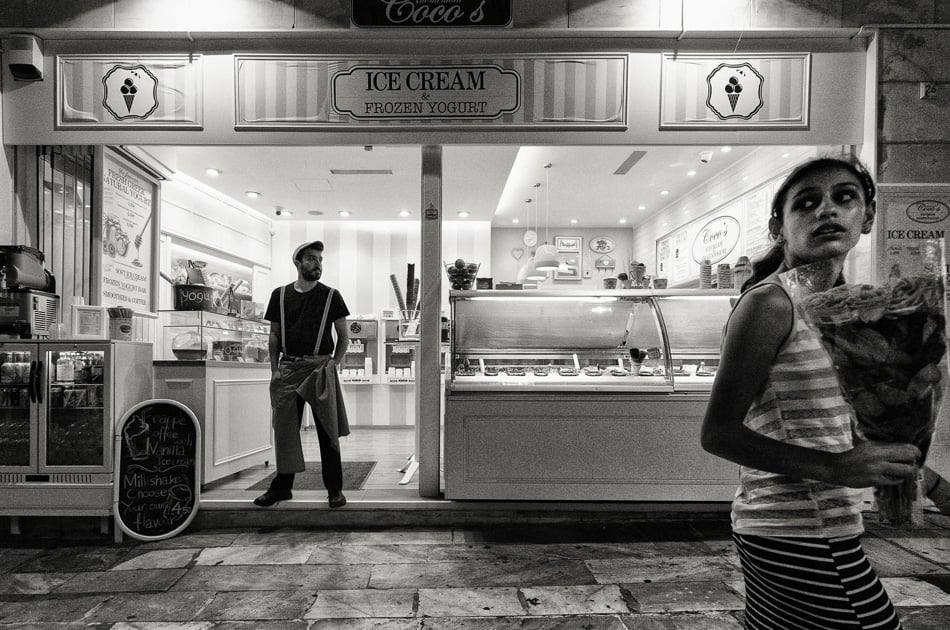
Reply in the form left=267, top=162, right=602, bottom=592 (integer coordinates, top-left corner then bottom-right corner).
left=1, top=510, right=950, bottom=629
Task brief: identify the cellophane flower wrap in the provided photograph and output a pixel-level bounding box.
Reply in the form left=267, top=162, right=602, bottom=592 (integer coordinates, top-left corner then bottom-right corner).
left=783, top=257, right=947, bottom=526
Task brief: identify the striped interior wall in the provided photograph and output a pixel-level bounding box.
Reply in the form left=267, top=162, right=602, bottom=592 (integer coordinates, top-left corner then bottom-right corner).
left=275, top=219, right=490, bottom=427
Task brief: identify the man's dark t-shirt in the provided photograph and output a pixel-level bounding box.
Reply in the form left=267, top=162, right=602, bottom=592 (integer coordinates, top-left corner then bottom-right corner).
left=264, top=283, right=350, bottom=357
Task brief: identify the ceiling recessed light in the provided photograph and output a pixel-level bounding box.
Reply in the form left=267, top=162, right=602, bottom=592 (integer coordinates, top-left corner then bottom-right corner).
left=619, top=218, right=628, bottom=224
left=399, top=210, right=410, bottom=218
left=638, top=205, right=646, bottom=211
left=308, top=210, right=323, bottom=216
left=457, top=210, right=470, bottom=218
left=570, top=218, right=578, bottom=224
left=660, top=190, right=670, bottom=196
left=687, top=170, right=696, bottom=177
left=275, top=209, right=293, bottom=217
left=205, top=168, right=221, bottom=177
left=721, top=146, right=732, bottom=153
left=245, top=191, right=261, bottom=199
left=512, top=218, right=520, bottom=224
left=338, top=210, right=351, bottom=217
left=782, top=153, right=791, bottom=158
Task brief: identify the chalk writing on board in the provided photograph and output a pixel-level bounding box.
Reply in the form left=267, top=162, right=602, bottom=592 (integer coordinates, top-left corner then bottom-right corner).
left=114, top=400, right=200, bottom=541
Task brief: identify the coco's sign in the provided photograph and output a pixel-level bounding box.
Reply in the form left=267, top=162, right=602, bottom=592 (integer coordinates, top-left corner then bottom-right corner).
left=691, top=216, right=740, bottom=264
left=352, top=0, right=512, bottom=27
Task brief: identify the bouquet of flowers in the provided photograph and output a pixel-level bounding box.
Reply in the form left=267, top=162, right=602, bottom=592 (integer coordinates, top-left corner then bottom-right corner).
left=784, top=259, right=947, bottom=526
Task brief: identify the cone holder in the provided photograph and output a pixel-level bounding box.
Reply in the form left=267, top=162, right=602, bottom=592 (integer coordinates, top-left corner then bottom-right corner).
left=398, top=309, right=420, bottom=341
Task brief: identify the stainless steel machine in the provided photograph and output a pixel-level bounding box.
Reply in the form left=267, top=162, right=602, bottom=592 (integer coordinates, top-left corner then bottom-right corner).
left=0, top=245, right=59, bottom=339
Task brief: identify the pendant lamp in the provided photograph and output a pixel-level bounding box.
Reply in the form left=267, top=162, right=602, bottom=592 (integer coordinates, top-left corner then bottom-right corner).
left=525, top=255, right=547, bottom=281
left=533, top=164, right=559, bottom=271
left=518, top=196, right=548, bottom=282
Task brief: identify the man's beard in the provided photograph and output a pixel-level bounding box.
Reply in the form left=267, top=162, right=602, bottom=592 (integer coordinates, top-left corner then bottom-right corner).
left=301, top=268, right=321, bottom=281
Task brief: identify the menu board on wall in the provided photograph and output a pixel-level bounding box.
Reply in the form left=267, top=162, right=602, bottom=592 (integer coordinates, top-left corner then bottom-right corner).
left=656, top=178, right=782, bottom=287
left=877, top=184, right=950, bottom=282
left=743, top=185, right=773, bottom=260
left=99, top=149, right=158, bottom=311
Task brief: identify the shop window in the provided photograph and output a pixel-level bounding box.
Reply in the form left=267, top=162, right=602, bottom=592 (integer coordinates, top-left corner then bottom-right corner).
left=38, top=145, right=95, bottom=333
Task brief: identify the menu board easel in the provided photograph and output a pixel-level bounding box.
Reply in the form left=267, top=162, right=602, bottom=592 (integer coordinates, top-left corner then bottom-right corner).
left=113, top=399, right=201, bottom=541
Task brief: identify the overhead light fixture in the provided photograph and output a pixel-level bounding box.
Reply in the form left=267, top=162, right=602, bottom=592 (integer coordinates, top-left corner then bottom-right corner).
left=205, top=168, right=221, bottom=177
left=721, top=146, right=732, bottom=152
left=399, top=210, right=410, bottom=218
left=619, top=218, right=628, bottom=224
left=687, top=170, right=696, bottom=177
left=457, top=210, right=470, bottom=218
left=570, top=219, right=578, bottom=224
left=245, top=191, right=261, bottom=199
left=533, top=164, right=559, bottom=272
left=338, top=210, right=351, bottom=217
left=275, top=208, right=292, bottom=217
left=512, top=218, right=519, bottom=224
left=660, top=190, right=670, bottom=196
left=638, top=205, right=646, bottom=211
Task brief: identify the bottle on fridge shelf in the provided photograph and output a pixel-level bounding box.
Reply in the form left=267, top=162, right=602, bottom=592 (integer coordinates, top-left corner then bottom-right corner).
left=56, top=352, right=75, bottom=383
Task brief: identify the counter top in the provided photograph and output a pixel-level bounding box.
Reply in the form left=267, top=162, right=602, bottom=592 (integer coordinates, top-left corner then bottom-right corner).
left=153, top=360, right=271, bottom=368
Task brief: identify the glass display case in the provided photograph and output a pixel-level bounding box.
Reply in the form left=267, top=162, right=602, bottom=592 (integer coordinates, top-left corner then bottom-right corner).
left=158, top=310, right=269, bottom=363
left=448, top=289, right=733, bottom=393
left=444, top=289, right=738, bottom=502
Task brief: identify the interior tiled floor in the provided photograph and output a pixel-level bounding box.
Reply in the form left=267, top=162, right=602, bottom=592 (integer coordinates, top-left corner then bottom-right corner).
left=1, top=512, right=949, bottom=628
left=202, top=426, right=426, bottom=503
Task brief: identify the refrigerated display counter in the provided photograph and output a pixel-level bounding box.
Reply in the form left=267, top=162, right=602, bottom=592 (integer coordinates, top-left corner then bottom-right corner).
left=0, top=340, right=153, bottom=527
left=444, top=289, right=738, bottom=501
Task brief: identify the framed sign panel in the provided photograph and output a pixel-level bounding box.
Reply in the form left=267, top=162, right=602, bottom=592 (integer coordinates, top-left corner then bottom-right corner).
left=660, top=53, right=810, bottom=129
left=95, top=148, right=160, bottom=311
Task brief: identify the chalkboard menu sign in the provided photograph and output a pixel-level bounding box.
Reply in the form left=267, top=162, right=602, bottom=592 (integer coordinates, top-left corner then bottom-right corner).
left=113, top=400, right=201, bottom=541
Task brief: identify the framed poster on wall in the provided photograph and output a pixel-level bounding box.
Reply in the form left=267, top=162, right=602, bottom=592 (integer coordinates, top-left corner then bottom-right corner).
left=876, top=184, right=950, bottom=282
left=95, top=147, right=160, bottom=311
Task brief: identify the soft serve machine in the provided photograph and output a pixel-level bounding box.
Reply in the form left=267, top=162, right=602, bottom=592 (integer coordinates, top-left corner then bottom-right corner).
left=0, top=245, right=60, bottom=339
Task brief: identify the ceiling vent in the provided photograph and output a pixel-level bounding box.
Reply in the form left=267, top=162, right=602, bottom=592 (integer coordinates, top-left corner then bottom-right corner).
left=613, top=150, right=647, bottom=175
left=329, top=169, right=393, bottom=175
left=293, top=179, right=333, bottom=192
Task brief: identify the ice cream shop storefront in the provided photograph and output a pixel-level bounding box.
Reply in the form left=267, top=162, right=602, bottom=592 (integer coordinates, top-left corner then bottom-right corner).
left=6, top=3, right=944, bottom=514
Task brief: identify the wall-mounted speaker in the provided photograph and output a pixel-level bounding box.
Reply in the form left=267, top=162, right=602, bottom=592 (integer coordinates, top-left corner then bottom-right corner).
left=6, top=34, right=43, bottom=82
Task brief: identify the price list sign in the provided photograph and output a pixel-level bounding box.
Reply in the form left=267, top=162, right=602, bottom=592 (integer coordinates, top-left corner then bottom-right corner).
left=114, top=400, right=200, bottom=541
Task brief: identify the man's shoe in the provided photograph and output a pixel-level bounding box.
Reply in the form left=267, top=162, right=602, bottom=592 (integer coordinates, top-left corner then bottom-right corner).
left=328, top=492, right=347, bottom=508
left=253, top=489, right=292, bottom=507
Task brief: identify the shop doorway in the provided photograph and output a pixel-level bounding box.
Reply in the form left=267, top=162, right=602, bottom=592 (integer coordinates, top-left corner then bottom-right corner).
left=135, top=142, right=846, bottom=504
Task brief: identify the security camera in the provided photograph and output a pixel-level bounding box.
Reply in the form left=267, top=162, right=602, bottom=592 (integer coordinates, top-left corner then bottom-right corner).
left=275, top=207, right=285, bottom=216
left=699, top=151, right=713, bottom=164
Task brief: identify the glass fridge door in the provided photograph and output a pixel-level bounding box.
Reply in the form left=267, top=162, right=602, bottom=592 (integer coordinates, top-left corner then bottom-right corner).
left=40, top=345, right=111, bottom=472
left=0, top=344, right=38, bottom=472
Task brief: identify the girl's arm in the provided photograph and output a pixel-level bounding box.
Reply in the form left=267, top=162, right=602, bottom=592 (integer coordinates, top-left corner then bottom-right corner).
left=700, top=284, right=918, bottom=488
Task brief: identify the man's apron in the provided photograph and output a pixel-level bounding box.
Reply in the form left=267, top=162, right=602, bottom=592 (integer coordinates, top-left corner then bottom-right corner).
left=269, top=285, right=350, bottom=474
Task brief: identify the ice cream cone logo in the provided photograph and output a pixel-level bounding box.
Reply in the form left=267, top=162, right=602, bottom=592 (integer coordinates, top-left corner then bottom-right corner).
left=102, top=64, right=160, bottom=121
left=705, top=62, right=764, bottom=121
left=120, top=78, right=137, bottom=111
left=725, top=76, right=742, bottom=111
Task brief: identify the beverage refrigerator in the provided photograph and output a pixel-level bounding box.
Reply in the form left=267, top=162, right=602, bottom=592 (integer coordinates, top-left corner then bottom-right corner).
left=0, top=340, right=153, bottom=532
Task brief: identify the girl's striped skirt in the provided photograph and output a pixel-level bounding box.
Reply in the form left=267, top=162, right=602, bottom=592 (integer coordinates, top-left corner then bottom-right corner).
left=734, top=533, right=902, bottom=629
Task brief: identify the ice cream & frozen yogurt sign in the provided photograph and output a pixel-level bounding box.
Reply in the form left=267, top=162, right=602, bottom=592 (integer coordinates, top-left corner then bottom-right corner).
left=332, top=64, right=520, bottom=120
